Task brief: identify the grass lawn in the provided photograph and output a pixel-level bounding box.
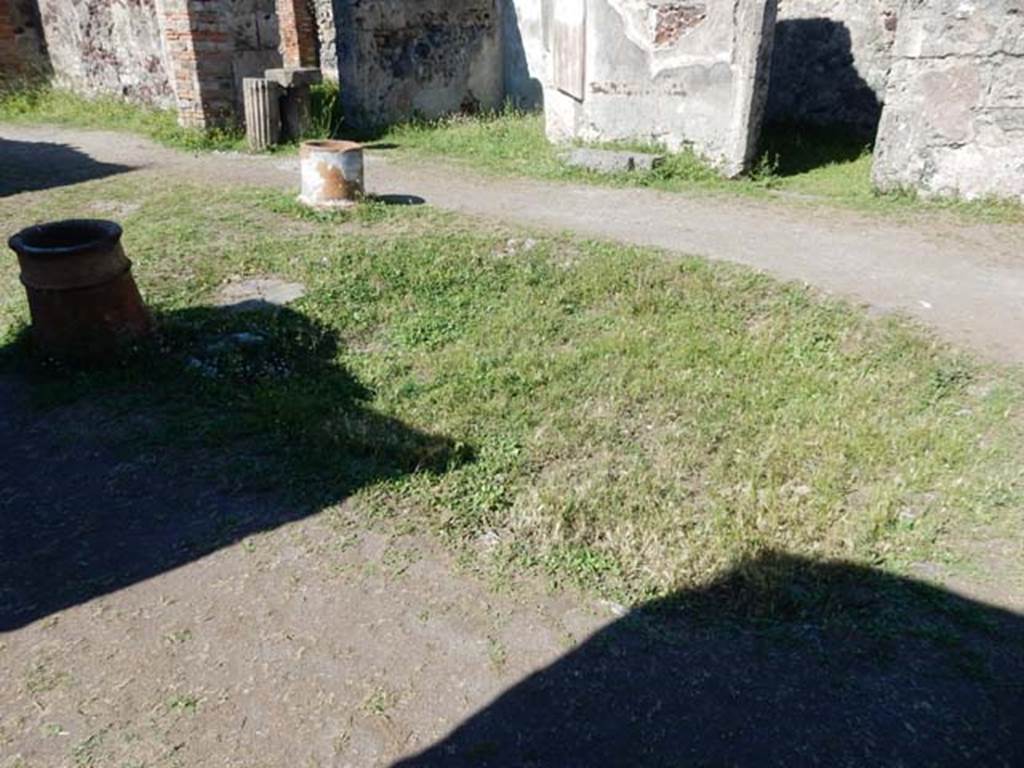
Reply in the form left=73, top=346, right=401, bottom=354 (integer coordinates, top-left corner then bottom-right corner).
left=2, top=174, right=1021, bottom=610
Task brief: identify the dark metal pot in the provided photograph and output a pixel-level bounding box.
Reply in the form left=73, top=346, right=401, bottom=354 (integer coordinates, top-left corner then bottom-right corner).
left=8, top=219, right=152, bottom=361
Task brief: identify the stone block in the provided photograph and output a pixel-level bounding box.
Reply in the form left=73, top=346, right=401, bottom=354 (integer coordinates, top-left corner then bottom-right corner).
left=264, top=66, right=323, bottom=88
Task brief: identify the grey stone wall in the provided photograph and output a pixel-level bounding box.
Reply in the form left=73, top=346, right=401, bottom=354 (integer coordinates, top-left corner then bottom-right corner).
left=333, top=0, right=505, bottom=130
left=35, top=0, right=175, bottom=108
left=544, top=0, right=778, bottom=177
left=766, top=0, right=899, bottom=134
left=32, top=0, right=281, bottom=117
left=312, top=0, right=337, bottom=79
left=225, top=0, right=283, bottom=112
left=872, top=0, right=1024, bottom=202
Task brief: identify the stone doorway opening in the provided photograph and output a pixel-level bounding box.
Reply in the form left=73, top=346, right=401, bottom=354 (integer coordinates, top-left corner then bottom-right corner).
left=761, top=3, right=898, bottom=177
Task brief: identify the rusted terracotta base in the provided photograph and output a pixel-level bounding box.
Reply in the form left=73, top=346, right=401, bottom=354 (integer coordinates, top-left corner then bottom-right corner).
left=24, top=269, right=153, bottom=361
left=298, top=140, right=365, bottom=209
left=9, top=220, right=152, bottom=362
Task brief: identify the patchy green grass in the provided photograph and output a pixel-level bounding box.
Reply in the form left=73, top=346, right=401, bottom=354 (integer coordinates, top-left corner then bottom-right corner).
left=378, top=110, right=1024, bottom=223
left=0, top=85, right=244, bottom=152
left=1, top=177, right=1021, bottom=608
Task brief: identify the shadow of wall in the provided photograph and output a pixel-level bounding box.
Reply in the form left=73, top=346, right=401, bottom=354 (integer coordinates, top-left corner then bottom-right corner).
left=0, top=138, right=134, bottom=196
left=396, top=552, right=1024, bottom=766
left=766, top=18, right=882, bottom=139
left=0, top=304, right=470, bottom=631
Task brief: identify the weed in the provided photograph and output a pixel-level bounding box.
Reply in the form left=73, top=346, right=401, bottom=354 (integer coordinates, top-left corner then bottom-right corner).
left=361, top=685, right=399, bottom=717
left=167, top=694, right=200, bottom=715
left=0, top=85, right=243, bottom=152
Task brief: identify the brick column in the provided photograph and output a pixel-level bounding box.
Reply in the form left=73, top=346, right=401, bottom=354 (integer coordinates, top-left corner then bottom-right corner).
left=159, top=0, right=235, bottom=129
left=276, top=0, right=318, bottom=68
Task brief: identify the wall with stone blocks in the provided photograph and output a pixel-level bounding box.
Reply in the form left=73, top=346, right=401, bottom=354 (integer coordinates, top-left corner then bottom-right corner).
left=543, top=0, right=778, bottom=177
left=766, top=0, right=899, bottom=133
left=872, top=0, right=1024, bottom=202
left=32, top=0, right=176, bottom=107
left=333, top=0, right=505, bottom=130
left=311, top=0, right=337, bottom=79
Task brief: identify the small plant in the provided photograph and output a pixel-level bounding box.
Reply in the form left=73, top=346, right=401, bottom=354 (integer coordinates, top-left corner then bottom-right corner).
left=309, top=80, right=345, bottom=140
left=361, top=685, right=399, bottom=716
left=167, top=693, right=200, bottom=714
left=749, top=150, right=781, bottom=187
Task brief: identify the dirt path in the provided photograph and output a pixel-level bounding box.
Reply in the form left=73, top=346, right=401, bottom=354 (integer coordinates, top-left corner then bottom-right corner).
left=3, top=123, right=1024, bottom=364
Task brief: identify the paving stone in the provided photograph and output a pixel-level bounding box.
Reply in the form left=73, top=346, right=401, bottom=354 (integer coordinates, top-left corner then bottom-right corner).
left=215, top=277, right=306, bottom=312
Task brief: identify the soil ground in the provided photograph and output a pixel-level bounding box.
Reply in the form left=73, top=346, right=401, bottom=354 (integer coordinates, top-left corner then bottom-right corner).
left=1, top=125, right=1023, bottom=767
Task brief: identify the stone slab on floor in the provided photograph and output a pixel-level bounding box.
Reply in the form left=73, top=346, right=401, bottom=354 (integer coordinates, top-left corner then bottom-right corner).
left=563, top=147, right=665, bottom=174
left=215, top=276, right=307, bottom=312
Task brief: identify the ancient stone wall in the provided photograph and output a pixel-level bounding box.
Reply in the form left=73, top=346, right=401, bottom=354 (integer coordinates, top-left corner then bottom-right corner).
left=312, top=0, right=337, bottom=79
left=872, top=0, right=1024, bottom=202
left=33, top=0, right=175, bottom=108
left=766, top=0, right=899, bottom=134
left=225, top=0, right=283, bottom=110
left=544, top=0, right=778, bottom=177
left=333, top=0, right=505, bottom=129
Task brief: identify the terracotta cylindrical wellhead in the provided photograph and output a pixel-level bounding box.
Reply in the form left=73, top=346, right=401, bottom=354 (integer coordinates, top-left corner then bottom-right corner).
left=8, top=219, right=152, bottom=361
left=299, top=139, right=365, bottom=208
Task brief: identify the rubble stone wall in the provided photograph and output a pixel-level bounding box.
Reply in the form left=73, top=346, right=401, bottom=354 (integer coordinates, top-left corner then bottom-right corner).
left=333, top=0, right=505, bottom=130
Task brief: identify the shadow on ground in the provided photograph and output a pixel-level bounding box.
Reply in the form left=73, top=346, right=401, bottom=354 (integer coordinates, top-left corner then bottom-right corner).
left=397, top=552, right=1024, bottom=767
left=0, top=304, right=468, bottom=631
left=0, top=137, right=134, bottom=197
left=759, top=123, right=874, bottom=178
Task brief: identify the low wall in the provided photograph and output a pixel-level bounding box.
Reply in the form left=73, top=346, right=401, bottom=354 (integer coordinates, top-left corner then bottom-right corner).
left=766, top=0, right=899, bottom=134
left=334, top=0, right=505, bottom=130
left=872, top=0, right=1024, bottom=202
left=544, top=0, right=778, bottom=177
